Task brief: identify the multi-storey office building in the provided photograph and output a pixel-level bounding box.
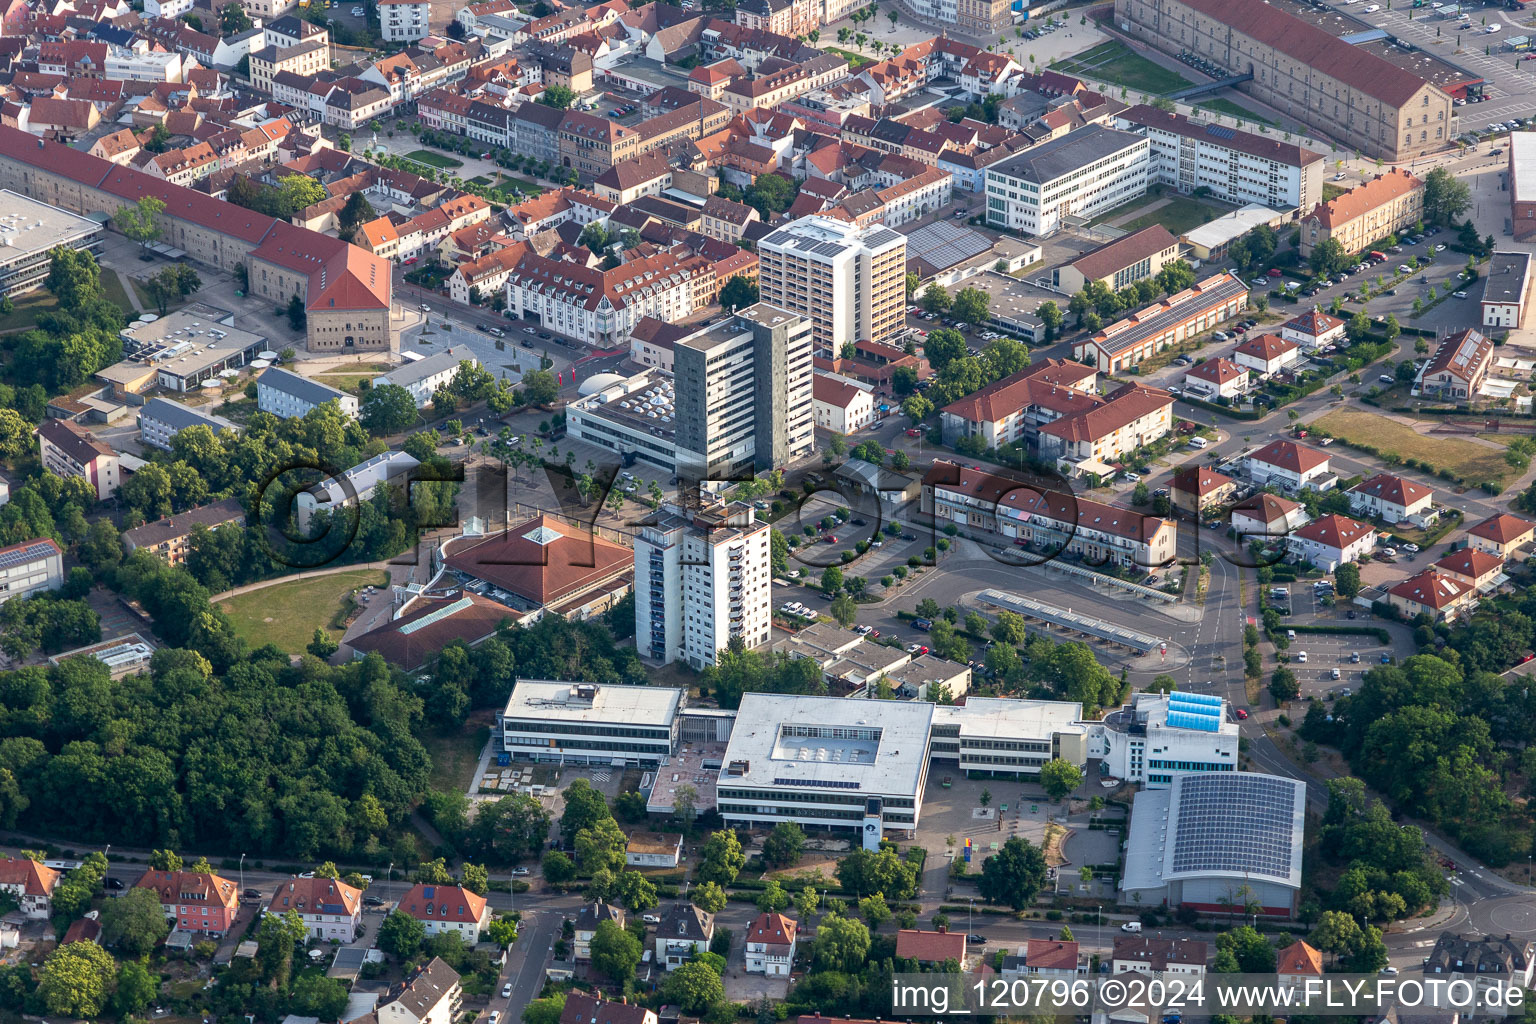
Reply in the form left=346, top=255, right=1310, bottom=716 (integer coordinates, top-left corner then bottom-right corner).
left=1091, top=692, right=1239, bottom=786
left=985, top=126, right=1149, bottom=237
left=500, top=681, right=682, bottom=766
left=634, top=501, right=772, bottom=668
left=672, top=304, right=815, bottom=480
left=757, top=216, right=906, bottom=354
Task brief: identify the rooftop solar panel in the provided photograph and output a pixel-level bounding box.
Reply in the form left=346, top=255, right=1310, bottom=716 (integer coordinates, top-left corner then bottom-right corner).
left=1168, top=774, right=1301, bottom=883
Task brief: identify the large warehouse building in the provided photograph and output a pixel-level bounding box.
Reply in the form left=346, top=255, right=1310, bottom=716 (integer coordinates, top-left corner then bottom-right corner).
left=1120, top=772, right=1306, bottom=917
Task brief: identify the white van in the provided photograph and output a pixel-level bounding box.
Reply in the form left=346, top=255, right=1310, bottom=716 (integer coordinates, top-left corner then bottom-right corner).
left=1286, top=629, right=1296, bottom=640
left=1188, top=437, right=1208, bottom=449
left=1121, top=922, right=1142, bottom=933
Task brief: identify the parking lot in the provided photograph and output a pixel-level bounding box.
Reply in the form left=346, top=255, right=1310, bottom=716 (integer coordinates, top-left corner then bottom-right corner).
left=1284, top=631, right=1393, bottom=699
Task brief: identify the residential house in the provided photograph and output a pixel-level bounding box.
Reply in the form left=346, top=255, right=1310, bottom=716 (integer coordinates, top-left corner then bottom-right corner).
left=0, top=858, right=60, bottom=919
left=1182, top=357, right=1248, bottom=400
left=655, top=903, right=713, bottom=970
left=1233, top=333, right=1301, bottom=376
left=812, top=372, right=876, bottom=434
left=396, top=883, right=491, bottom=943
left=745, top=911, right=797, bottom=975
left=1286, top=513, right=1375, bottom=572
left=625, top=833, right=683, bottom=868
left=895, top=927, right=966, bottom=966
left=374, top=346, right=479, bottom=408
left=1466, top=513, right=1535, bottom=559
left=1036, top=383, right=1175, bottom=471
left=138, top=397, right=237, bottom=452
left=1388, top=569, right=1476, bottom=623
left=1230, top=493, right=1309, bottom=541
left=1347, top=473, right=1433, bottom=525
left=1170, top=466, right=1235, bottom=517
left=1413, top=328, right=1495, bottom=401
left=266, top=876, right=363, bottom=942
left=36, top=418, right=119, bottom=500
left=1431, top=547, right=1505, bottom=593
left=257, top=368, right=360, bottom=420
left=1423, top=932, right=1536, bottom=992
left=356, top=957, right=463, bottom=1024
left=1245, top=439, right=1333, bottom=492
left=1280, top=310, right=1346, bottom=350
left=560, top=993, right=658, bottom=1024
left=1482, top=251, right=1533, bottom=329
left=134, top=868, right=240, bottom=936
left=1002, top=939, right=1081, bottom=978
left=122, top=497, right=247, bottom=565
left=1110, top=936, right=1208, bottom=976
left=1276, top=940, right=1324, bottom=990
left=573, top=901, right=625, bottom=961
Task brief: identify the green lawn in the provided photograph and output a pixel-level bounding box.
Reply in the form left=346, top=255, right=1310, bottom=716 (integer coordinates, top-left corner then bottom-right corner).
left=1121, top=196, right=1227, bottom=235
left=423, top=715, right=494, bottom=793
left=218, top=568, right=388, bottom=652
left=826, top=46, right=874, bottom=69
left=1315, top=409, right=1517, bottom=490
left=1195, top=97, right=1275, bottom=126
left=468, top=175, right=494, bottom=186
left=0, top=288, right=57, bottom=333
left=1323, top=183, right=1349, bottom=202
left=406, top=148, right=464, bottom=169
left=1051, top=40, right=1193, bottom=95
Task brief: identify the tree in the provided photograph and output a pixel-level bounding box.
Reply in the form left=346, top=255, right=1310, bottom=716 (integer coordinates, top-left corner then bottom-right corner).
left=1309, top=238, right=1350, bottom=278
left=590, top=918, right=642, bottom=982
left=836, top=848, right=917, bottom=899
left=692, top=880, right=728, bottom=914
left=920, top=282, right=952, bottom=314
left=290, top=974, right=350, bottom=1020
left=461, top=862, right=490, bottom=895
left=1038, top=300, right=1063, bottom=340
left=37, top=942, right=115, bottom=1018
left=612, top=871, right=658, bottom=911
left=905, top=270, right=921, bottom=299
left=976, top=835, right=1048, bottom=910
left=521, top=368, right=559, bottom=406
left=1334, top=562, right=1361, bottom=600
left=1270, top=666, right=1300, bottom=703
left=306, top=627, right=338, bottom=660
left=952, top=286, right=990, bottom=324
left=762, top=821, right=805, bottom=868
left=277, top=174, right=326, bottom=213
left=1154, top=260, right=1196, bottom=295
left=113, top=958, right=157, bottom=1017
left=744, top=172, right=796, bottom=217
left=1215, top=924, right=1276, bottom=972
left=1423, top=166, right=1472, bottom=225
left=379, top=909, right=426, bottom=958
left=812, top=913, right=871, bottom=973
left=795, top=885, right=821, bottom=920
left=924, top=327, right=967, bottom=370
left=902, top=394, right=934, bottom=424
left=1039, top=758, right=1082, bottom=804
left=471, top=794, right=551, bottom=863
left=525, top=994, right=568, bottom=1024
left=720, top=275, right=759, bottom=311
left=756, top=880, right=790, bottom=913
left=45, top=247, right=104, bottom=312
left=148, top=849, right=182, bottom=871
left=99, top=886, right=169, bottom=956
left=574, top=816, right=629, bottom=874
left=539, top=84, right=577, bottom=109
left=286, top=293, right=306, bottom=331
left=542, top=850, right=576, bottom=884
left=219, top=1, right=253, bottom=32
left=830, top=593, right=858, bottom=627
left=560, top=777, right=611, bottom=844
left=820, top=565, right=844, bottom=596
left=115, top=197, right=166, bottom=258
left=697, top=828, right=746, bottom=885
left=665, top=959, right=725, bottom=1013
left=1346, top=311, right=1372, bottom=343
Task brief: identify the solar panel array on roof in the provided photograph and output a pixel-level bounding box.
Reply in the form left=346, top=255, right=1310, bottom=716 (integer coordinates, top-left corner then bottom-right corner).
left=0, top=542, right=55, bottom=572
left=1169, top=774, right=1300, bottom=882
left=1172, top=691, right=1221, bottom=707
left=1167, top=710, right=1220, bottom=732
left=1204, top=124, right=1235, bottom=140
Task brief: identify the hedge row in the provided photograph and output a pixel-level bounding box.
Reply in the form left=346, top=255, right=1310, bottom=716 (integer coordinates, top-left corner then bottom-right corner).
left=1287, top=623, right=1391, bottom=644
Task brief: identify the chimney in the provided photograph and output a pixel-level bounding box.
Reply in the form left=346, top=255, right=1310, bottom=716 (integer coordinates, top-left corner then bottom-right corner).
left=937, top=924, right=946, bottom=933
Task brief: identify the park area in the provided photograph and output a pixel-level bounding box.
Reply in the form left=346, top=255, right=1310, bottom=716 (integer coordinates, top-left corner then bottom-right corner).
left=1050, top=41, right=1192, bottom=95
left=217, top=568, right=389, bottom=652
left=406, top=149, right=463, bottom=169
left=1313, top=409, right=1518, bottom=491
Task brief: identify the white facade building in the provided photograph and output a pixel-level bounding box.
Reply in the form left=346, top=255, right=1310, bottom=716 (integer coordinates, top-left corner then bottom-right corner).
left=812, top=371, right=876, bottom=434
left=397, top=883, right=490, bottom=943
left=266, top=877, right=363, bottom=942
left=565, top=369, right=680, bottom=473
left=503, top=250, right=705, bottom=348
left=1244, top=439, right=1334, bottom=492
left=757, top=216, right=907, bottom=354
left=635, top=501, right=772, bottom=669
left=985, top=126, right=1149, bottom=237
left=1089, top=692, right=1238, bottom=787
left=1115, top=105, right=1324, bottom=212
left=256, top=367, right=360, bottom=420
left=374, top=347, right=479, bottom=408
left=378, top=0, right=431, bottom=41
left=1286, top=513, right=1376, bottom=572
left=744, top=912, right=797, bottom=976
left=717, top=693, right=934, bottom=845
left=500, top=680, right=681, bottom=766
left=931, top=698, right=1089, bottom=777
left=137, top=398, right=236, bottom=453
left=295, top=450, right=421, bottom=532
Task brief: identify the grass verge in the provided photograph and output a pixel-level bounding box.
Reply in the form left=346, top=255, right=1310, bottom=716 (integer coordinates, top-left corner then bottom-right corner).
left=1195, top=97, right=1276, bottom=126
left=1051, top=40, right=1193, bottom=94
left=423, top=713, right=495, bottom=793
left=1121, top=195, right=1227, bottom=234
left=217, top=568, right=388, bottom=652
left=1314, top=409, right=1516, bottom=490
left=406, top=148, right=464, bottom=169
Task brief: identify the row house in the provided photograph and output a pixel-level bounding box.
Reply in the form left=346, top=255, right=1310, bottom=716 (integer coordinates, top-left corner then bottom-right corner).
left=134, top=868, right=240, bottom=936
left=921, top=460, right=1177, bottom=568
left=504, top=186, right=613, bottom=241
left=1036, top=383, right=1176, bottom=470
left=447, top=243, right=528, bottom=304
left=503, top=248, right=711, bottom=347
left=145, top=141, right=219, bottom=186
left=37, top=40, right=108, bottom=78
left=322, top=80, right=394, bottom=130
left=248, top=39, right=328, bottom=95
left=467, top=100, right=513, bottom=148
left=1388, top=569, right=1476, bottom=623
left=1466, top=513, right=1536, bottom=560
left=874, top=166, right=952, bottom=226
left=356, top=193, right=492, bottom=262
left=419, top=89, right=474, bottom=135
left=938, top=358, right=1100, bottom=450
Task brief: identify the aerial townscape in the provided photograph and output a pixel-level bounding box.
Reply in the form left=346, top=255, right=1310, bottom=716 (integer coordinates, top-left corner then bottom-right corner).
left=8, top=0, right=1536, bottom=1016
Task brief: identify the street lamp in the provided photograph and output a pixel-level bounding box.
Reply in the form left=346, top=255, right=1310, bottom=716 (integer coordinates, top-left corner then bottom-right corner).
left=388, top=862, right=393, bottom=903
left=239, top=853, right=246, bottom=898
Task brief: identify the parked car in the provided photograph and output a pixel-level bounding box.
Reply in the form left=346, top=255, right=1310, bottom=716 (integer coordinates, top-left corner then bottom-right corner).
left=1235, top=708, right=1249, bottom=720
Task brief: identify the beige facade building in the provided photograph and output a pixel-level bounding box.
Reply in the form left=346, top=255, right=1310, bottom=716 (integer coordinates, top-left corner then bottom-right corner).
left=1113, top=0, right=1453, bottom=162
left=1299, top=168, right=1424, bottom=257
left=758, top=215, right=906, bottom=354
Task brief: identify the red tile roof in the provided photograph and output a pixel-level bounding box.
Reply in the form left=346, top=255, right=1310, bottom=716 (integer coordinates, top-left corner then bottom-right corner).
left=897, top=928, right=966, bottom=963
left=940, top=359, right=1098, bottom=424
left=1348, top=473, right=1431, bottom=509
left=562, top=993, right=655, bottom=1024
left=398, top=882, right=487, bottom=925
left=1431, top=546, right=1503, bottom=581
left=134, top=869, right=239, bottom=912
left=1036, top=383, right=1173, bottom=444
left=1305, top=169, right=1423, bottom=229
left=1234, top=332, right=1298, bottom=361
left=1172, top=466, right=1233, bottom=497
left=1230, top=492, right=1302, bottom=527
left=1388, top=568, right=1472, bottom=610
left=747, top=912, right=797, bottom=949
left=813, top=374, right=870, bottom=411
left=267, top=876, right=363, bottom=918
left=1292, top=513, right=1373, bottom=550
left=349, top=590, right=519, bottom=671
left=441, top=514, right=631, bottom=605
left=1248, top=439, right=1329, bottom=474
left=1276, top=940, right=1323, bottom=977
left=0, top=857, right=59, bottom=897
left=1468, top=513, right=1535, bottom=544
left=926, top=461, right=1170, bottom=545
left=1067, top=225, right=1178, bottom=283
left=1283, top=310, right=1346, bottom=337
left=1025, top=939, right=1079, bottom=972
left=1185, top=357, right=1246, bottom=385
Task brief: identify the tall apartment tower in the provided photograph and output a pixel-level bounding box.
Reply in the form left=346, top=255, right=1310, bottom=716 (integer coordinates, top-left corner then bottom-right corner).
left=757, top=215, right=907, bottom=355
left=673, top=303, right=814, bottom=481
left=635, top=501, right=773, bottom=668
